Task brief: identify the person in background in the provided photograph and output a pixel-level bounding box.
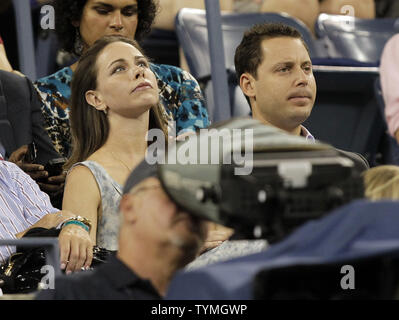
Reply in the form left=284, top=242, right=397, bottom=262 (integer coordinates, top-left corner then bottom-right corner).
left=0, top=36, right=13, bottom=73
left=363, top=165, right=399, bottom=201
left=62, top=35, right=167, bottom=249
left=235, top=0, right=375, bottom=35
left=26, top=0, right=210, bottom=198
left=34, top=0, right=209, bottom=159
left=36, top=160, right=208, bottom=300
left=0, top=68, right=62, bottom=207
left=62, top=35, right=229, bottom=254
left=375, top=0, right=399, bottom=18
left=380, top=34, right=399, bottom=144
left=0, top=159, right=93, bottom=274
left=234, top=22, right=369, bottom=170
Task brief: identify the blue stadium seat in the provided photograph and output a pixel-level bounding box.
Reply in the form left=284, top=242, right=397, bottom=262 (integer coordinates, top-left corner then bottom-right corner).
left=13, top=1, right=64, bottom=80
left=176, top=9, right=319, bottom=80
left=12, top=0, right=37, bottom=80
left=35, top=30, right=60, bottom=79
left=175, top=9, right=322, bottom=122
left=315, top=13, right=399, bottom=65
left=303, top=66, right=389, bottom=166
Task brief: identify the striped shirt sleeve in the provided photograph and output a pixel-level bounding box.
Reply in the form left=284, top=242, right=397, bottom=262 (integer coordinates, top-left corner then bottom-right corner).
left=0, top=161, right=57, bottom=264
left=7, top=162, right=57, bottom=224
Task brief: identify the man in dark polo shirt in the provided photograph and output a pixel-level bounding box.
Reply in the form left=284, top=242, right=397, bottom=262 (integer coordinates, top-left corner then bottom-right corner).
left=35, top=160, right=208, bottom=300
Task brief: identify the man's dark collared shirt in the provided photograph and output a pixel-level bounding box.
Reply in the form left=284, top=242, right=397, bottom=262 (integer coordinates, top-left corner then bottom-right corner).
left=35, top=255, right=161, bottom=300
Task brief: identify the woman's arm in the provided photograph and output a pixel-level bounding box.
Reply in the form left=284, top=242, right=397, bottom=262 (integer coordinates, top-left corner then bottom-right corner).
left=62, top=165, right=101, bottom=244
left=381, top=35, right=399, bottom=143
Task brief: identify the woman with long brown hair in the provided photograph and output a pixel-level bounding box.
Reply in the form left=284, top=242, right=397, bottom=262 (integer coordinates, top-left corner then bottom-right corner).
left=63, top=35, right=167, bottom=251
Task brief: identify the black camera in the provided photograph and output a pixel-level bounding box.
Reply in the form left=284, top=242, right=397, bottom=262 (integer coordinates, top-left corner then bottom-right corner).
left=157, top=118, right=365, bottom=243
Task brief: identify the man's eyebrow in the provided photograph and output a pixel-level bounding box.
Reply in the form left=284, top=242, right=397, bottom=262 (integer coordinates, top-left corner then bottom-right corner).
left=272, top=61, right=294, bottom=68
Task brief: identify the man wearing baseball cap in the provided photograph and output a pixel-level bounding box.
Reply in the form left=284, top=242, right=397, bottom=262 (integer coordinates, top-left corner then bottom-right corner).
left=36, top=160, right=208, bottom=300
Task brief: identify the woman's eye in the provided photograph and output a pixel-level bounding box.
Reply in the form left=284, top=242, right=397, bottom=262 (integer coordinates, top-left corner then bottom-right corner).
left=137, top=60, right=148, bottom=68
left=113, top=66, right=125, bottom=73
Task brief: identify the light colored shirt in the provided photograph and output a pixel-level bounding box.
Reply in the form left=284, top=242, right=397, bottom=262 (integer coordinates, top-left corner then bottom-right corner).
left=0, top=161, right=57, bottom=264
left=301, top=125, right=315, bottom=142
left=0, top=143, right=5, bottom=160
left=380, top=34, right=399, bottom=137
left=70, top=161, right=122, bottom=251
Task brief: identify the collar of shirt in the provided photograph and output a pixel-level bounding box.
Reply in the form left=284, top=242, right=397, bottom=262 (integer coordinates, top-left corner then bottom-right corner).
left=99, top=254, right=161, bottom=298
left=0, top=141, right=5, bottom=160
left=300, top=126, right=315, bottom=143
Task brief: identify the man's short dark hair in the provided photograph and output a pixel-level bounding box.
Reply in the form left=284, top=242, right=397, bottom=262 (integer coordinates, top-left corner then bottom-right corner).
left=234, top=22, right=309, bottom=84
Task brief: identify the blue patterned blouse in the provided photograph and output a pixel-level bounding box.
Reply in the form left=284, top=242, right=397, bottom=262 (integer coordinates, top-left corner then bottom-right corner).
left=34, top=64, right=210, bottom=158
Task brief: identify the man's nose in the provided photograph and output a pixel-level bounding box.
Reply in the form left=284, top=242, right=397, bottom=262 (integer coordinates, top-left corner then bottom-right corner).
left=295, top=68, right=309, bottom=86
left=110, top=11, right=123, bottom=30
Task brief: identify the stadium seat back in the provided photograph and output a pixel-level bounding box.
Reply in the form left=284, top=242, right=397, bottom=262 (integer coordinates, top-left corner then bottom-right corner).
left=315, top=13, right=399, bottom=64
left=176, top=9, right=318, bottom=80
left=303, top=66, right=387, bottom=166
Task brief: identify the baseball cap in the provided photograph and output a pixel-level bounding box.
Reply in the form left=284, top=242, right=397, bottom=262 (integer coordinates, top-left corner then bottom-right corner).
left=123, top=160, right=158, bottom=194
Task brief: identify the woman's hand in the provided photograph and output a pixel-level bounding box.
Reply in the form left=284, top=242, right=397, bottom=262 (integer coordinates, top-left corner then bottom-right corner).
left=59, top=223, right=94, bottom=274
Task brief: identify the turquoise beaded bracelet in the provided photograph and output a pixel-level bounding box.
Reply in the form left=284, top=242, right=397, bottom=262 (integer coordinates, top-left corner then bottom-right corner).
left=62, top=220, right=89, bottom=232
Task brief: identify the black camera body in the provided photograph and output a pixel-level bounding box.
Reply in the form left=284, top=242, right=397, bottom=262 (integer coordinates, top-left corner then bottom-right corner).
left=159, top=150, right=364, bottom=243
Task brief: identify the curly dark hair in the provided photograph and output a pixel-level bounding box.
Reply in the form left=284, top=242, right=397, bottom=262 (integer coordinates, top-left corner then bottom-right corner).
left=54, top=0, right=158, bottom=55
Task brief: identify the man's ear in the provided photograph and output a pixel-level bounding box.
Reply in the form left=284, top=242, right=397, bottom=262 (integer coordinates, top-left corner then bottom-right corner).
left=71, top=20, right=79, bottom=28
left=240, top=73, right=256, bottom=99
left=119, top=194, right=137, bottom=224
left=85, top=90, right=107, bottom=112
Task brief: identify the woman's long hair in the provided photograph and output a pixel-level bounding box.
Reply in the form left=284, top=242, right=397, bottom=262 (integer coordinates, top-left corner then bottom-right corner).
left=65, top=35, right=168, bottom=169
